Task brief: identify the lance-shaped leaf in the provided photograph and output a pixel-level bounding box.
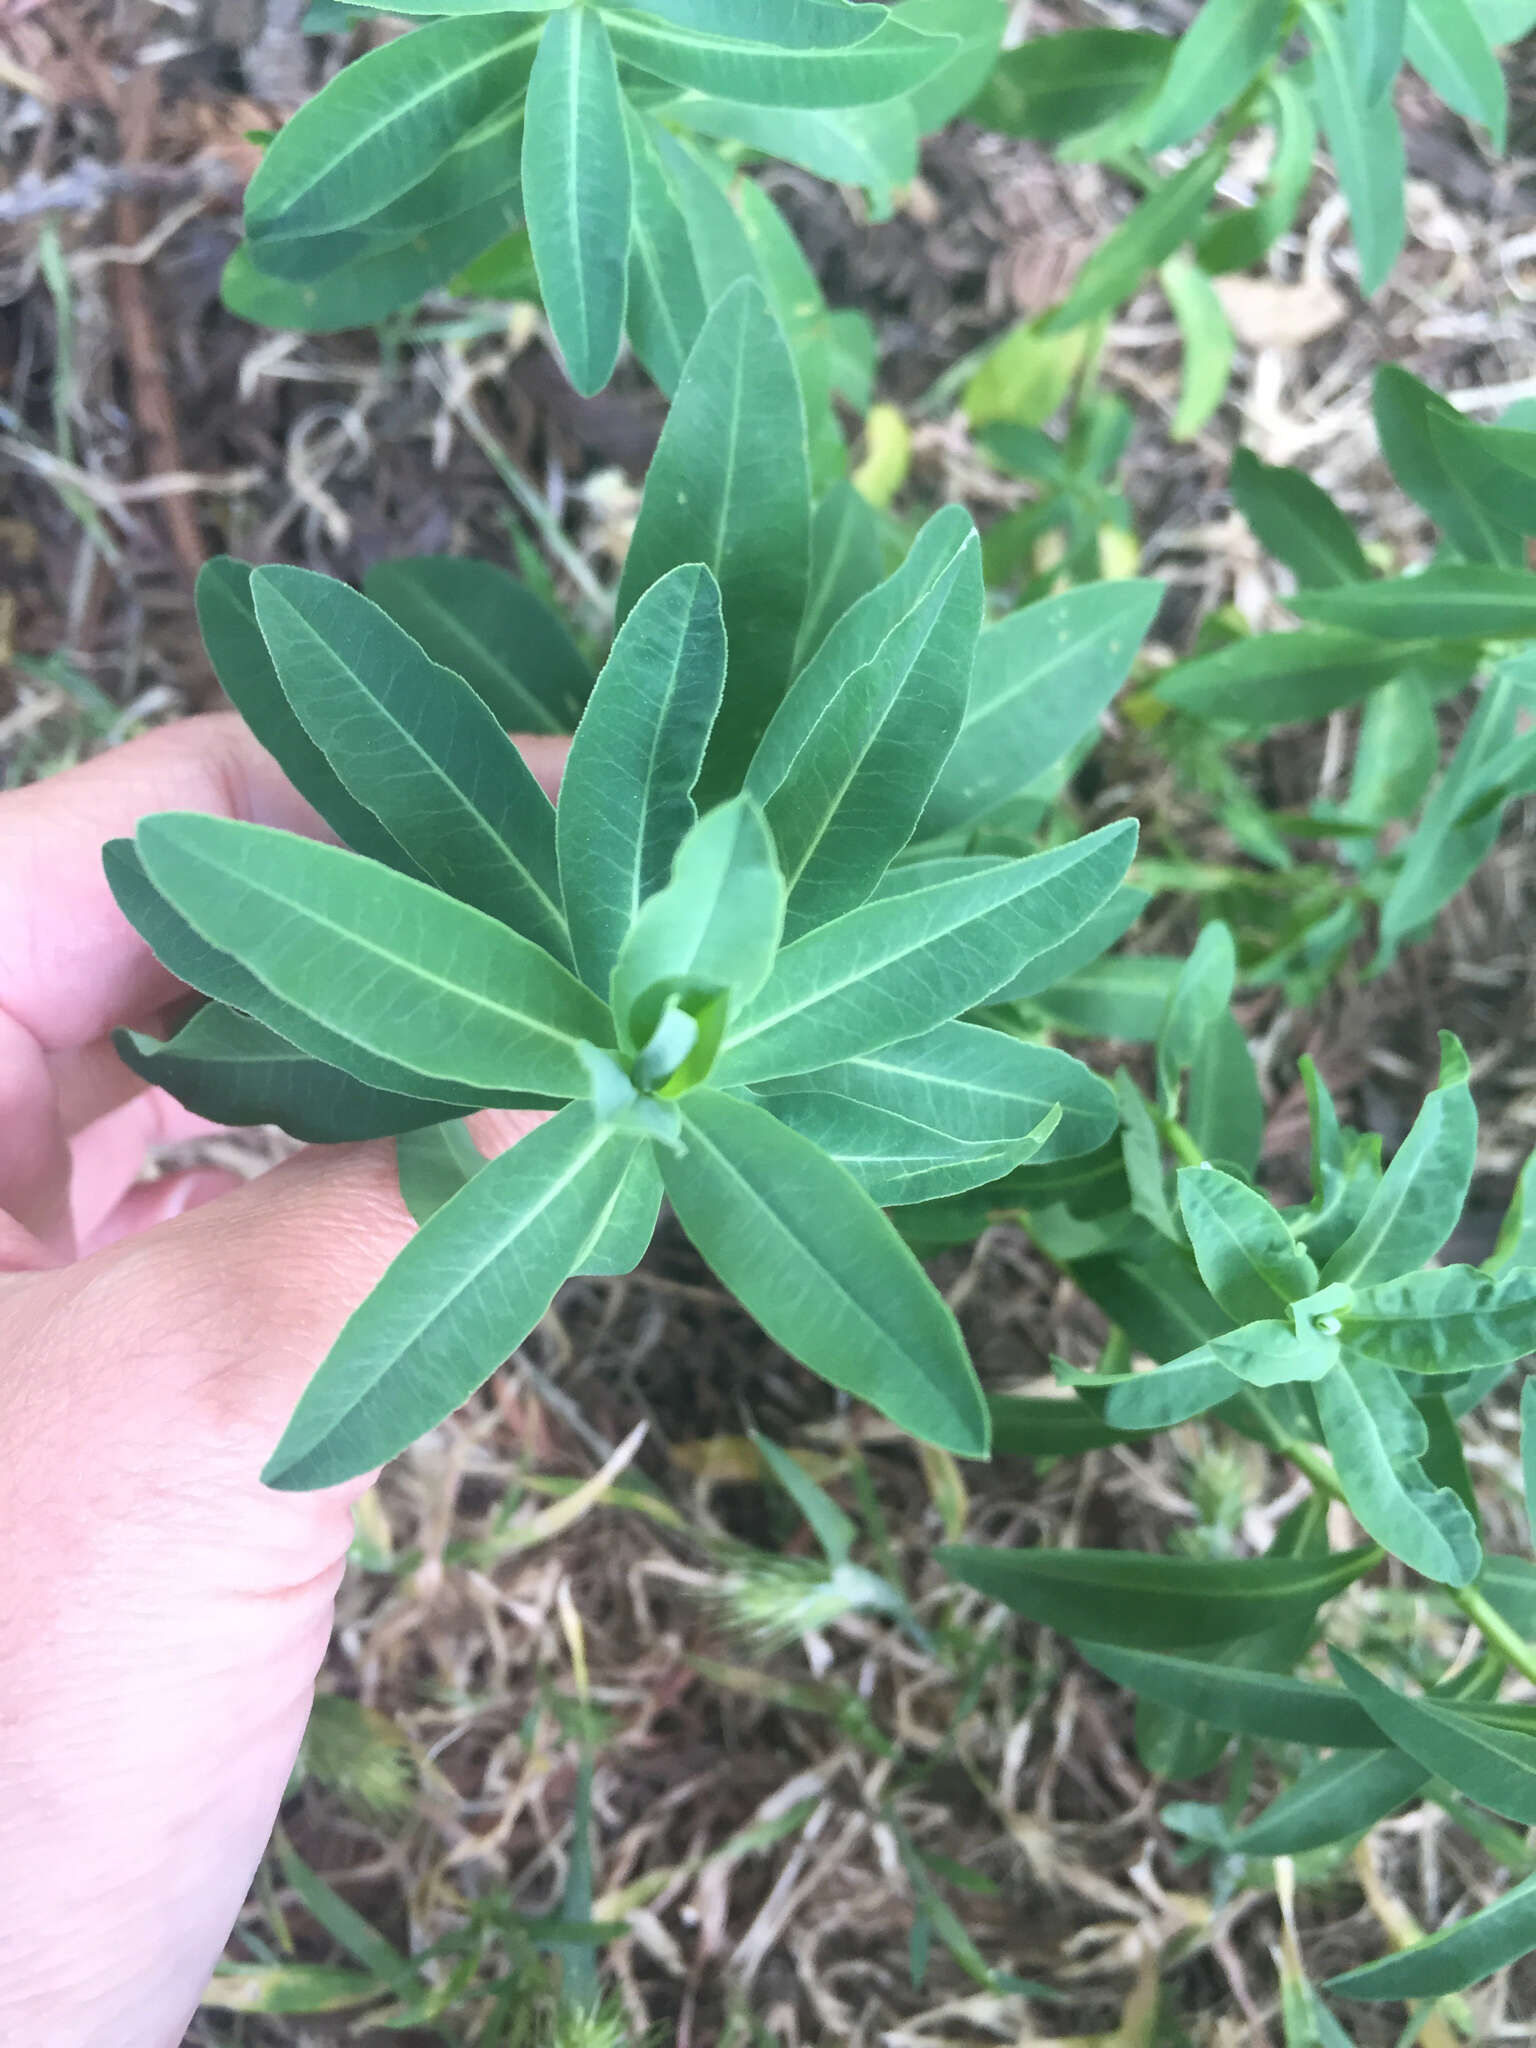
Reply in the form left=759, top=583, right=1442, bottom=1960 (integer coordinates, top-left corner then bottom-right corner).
left=716, top=820, right=1138, bottom=1086
left=989, top=1391, right=1150, bottom=1456
left=661, top=1089, right=988, bottom=1455
left=1230, top=1748, right=1432, bottom=1857
left=558, top=563, right=726, bottom=995
left=758, top=1022, right=1117, bottom=1165
left=921, top=581, right=1163, bottom=835
left=1076, top=1643, right=1385, bottom=1748
left=196, top=559, right=424, bottom=875
left=1229, top=449, right=1370, bottom=590
left=1042, top=147, right=1229, bottom=335
left=1178, top=1166, right=1319, bottom=1323
left=1302, top=0, right=1406, bottom=293
left=245, top=19, right=540, bottom=258
left=1405, top=0, right=1507, bottom=149
left=575, top=1145, right=663, bottom=1277
left=1327, top=1866, right=1536, bottom=2000
left=364, top=557, right=591, bottom=734
left=1140, top=0, right=1291, bottom=152
left=250, top=567, right=570, bottom=964
left=105, top=840, right=486, bottom=1107
left=1332, top=1650, right=1536, bottom=1822
left=609, top=797, right=784, bottom=1051
left=1292, top=564, right=1536, bottom=641
left=396, top=1119, right=487, bottom=1226
left=1342, top=1265, right=1536, bottom=1374
left=1350, top=0, right=1408, bottom=103
left=1321, top=1033, right=1475, bottom=1287
left=1315, top=1354, right=1482, bottom=1584
left=263, top=1106, right=638, bottom=1489
left=1375, top=363, right=1525, bottom=565
left=522, top=7, right=630, bottom=395
left=1155, top=920, right=1235, bottom=1110
left=618, top=0, right=884, bottom=48
left=1153, top=627, right=1424, bottom=730
left=602, top=9, right=950, bottom=107
left=618, top=281, right=810, bottom=798
left=796, top=480, right=884, bottom=668
left=992, top=884, right=1147, bottom=1008
left=115, top=1004, right=478, bottom=1144
left=747, top=506, right=983, bottom=938
left=757, top=1089, right=1061, bottom=1207
left=938, top=1542, right=1376, bottom=1650
left=134, top=814, right=611, bottom=1102
left=622, top=104, right=707, bottom=395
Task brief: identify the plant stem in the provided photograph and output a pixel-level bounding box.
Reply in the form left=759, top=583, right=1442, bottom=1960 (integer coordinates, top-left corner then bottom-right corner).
left=1243, top=1397, right=1536, bottom=1689
left=1159, top=1113, right=1206, bottom=1169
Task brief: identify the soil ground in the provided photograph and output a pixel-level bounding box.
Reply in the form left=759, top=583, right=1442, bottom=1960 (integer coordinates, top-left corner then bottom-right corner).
left=4, top=4, right=1536, bottom=2043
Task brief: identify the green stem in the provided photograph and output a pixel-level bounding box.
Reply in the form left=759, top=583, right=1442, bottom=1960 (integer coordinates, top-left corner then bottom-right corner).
left=1159, top=1113, right=1206, bottom=1169
left=1243, top=1397, right=1536, bottom=1688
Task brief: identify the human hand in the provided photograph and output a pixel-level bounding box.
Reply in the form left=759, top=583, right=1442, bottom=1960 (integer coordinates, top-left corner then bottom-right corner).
left=0, top=714, right=567, bottom=2047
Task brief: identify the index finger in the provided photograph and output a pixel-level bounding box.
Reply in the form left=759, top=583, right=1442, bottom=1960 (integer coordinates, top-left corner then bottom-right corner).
left=0, top=714, right=322, bottom=1055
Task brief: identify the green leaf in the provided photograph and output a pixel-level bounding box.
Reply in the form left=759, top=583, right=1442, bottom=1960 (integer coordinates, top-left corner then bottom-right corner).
left=921, top=581, right=1163, bottom=836
left=1187, top=1009, right=1265, bottom=1179
left=618, top=280, right=810, bottom=798
left=987, top=1392, right=1150, bottom=1457
left=263, top=1106, right=636, bottom=1488
left=1374, top=363, right=1524, bottom=564
left=558, top=562, right=726, bottom=996
left=1140, top=0, right=1291, bottom=152
left=115, top=1005, right=472, bottom=1144
left=1160, top=255, right=1235, bottom=440
left=396, top=1119, right=487, bottom=1225
left=245, top=19, right=539, bottom=254
left=1327, top=1865, right=1536, bottom=2000
left=604, top=7, right=951, bottom=106
left=1032, top=952, right=1181, bottom=1042
left=195, top=558, right=421, bottom=874
left=1178, top=1167, right=1318, bottom=1322
left=1315, top=1355, right=1482, bottom=1583
left=1427, top=410, right=1536, bottom=536
left=134, top=814, right=611, bottom=1103
left=1303, top=0, right=1407, bottom=293
left=968, top=30, right=1171, bottom=145
left=522, top=7, right=630, bottom=395
left=1229, top=449, right=1370, bottom=589
left=249, top=567, right=570, bottom=963
left=623, top=0, right=882, bottom=47
left=670, top=96, right=919, bottom=215
left=1374, top=655, right=1536, bottom=967
left=1349, top=0, right=1408, bottom=103
left=1156, top=920, right=1235, bottom=1110
left=621, top=103, right=707, bottom=394
left=757, top=1087, right=1059, bottom=1208
left=609, top=798, right=784, bottom=1052
left=198, top=1965, right=383, bottom=2016
left=1155, top=627, right=1424, bottom=729
left=760, top=1021, right=1117, bottom=1165
left=1333, top=1649, right=1536, bottom=1821
left=105, top=841, right=492, bottom=1108
left=363, top=557, right=591, bottom=734
left=747, top=507, right=982, bottom=939
left=575, top=1144, right=662, bottom=1275
left=938, top=1541, right=1377, bottom=1650
left=662, top=1089, right=988, bottom=1454
left=1292, top=563, right=1536, bottom=639
left=716, top=821, right=1138, bottom=1086
left=796, top=482, right=884, bottom=669
left=1230, top=1748, right=1431, bottom=1856
left=1406, top=0, right=1507, bottom=147
left=990, top=883, right=1148, bottom=1010
left=1043, top=147, right=1228, bottom=334
left=750, top=1430, right=858, bottom=1566
left=1198, top=73, right=1317, bottom=274
left=223, top=193, right=520, bottom=333
left=1076, top=1642, right=1386, bottom=1747
left=1321, top=1033, right=1475, bottom=1287
left=1342, top=1265, right=1536, bottom=1373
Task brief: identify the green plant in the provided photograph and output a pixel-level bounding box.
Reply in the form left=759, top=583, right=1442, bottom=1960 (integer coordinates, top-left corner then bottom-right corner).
left=227, top=0, right=1001, bottom=411
left=970, top=0, right=1536, bottom=411
left=110, top=279, right=1144, bottom=1490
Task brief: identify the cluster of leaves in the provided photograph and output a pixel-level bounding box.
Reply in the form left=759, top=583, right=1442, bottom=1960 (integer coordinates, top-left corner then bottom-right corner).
left=115, top=282, right=1140, bottom=1487
left=970, top=0, right=1535, bottom=422
left=127, top=0, right=1536, bottom=2027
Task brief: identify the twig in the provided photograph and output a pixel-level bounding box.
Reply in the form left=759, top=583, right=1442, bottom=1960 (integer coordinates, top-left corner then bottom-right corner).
left=0, top=161, right=239, bottom=228
left=109, top=70, right=206, bottom=586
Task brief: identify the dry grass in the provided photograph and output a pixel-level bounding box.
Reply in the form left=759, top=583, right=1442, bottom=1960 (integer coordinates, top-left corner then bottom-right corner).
left=6, top=2, right=1536, bottom=2041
